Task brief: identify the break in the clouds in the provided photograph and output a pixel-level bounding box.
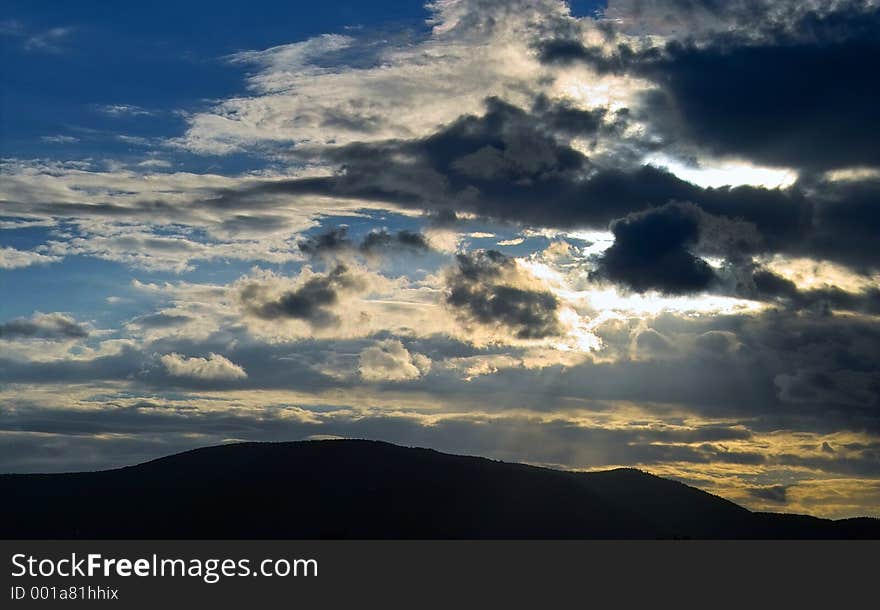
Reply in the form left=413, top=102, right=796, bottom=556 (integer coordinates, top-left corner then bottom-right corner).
left=1, top=0, right=879, bottom=520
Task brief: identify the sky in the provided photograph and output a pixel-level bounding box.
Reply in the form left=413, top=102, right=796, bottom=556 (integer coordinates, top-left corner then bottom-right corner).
left=1, top=0, right=879, bottom=519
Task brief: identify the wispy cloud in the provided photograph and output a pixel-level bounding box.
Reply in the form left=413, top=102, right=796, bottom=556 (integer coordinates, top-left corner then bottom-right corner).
left=40, top=135, right=79, bottom=144
left=95, top=104, right=155, bottom=117
left=1, top=20, right=73, bottom=53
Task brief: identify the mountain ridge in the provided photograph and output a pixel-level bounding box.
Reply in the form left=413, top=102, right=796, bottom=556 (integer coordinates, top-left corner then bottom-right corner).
left=1, top=439, right=877, bottom=539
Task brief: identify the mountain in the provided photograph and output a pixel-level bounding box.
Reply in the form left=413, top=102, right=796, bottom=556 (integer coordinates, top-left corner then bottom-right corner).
left=1, top=440, right=877, bottom=539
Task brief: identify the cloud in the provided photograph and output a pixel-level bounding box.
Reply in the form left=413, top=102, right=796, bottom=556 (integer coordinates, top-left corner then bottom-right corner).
left=804, top=176, right=880, bottom=271
left=128, top=313, right=193, bottom=329
left=160, top=353, right=247, bottom=381
left=0, top=313, right=88, bottom=341
left=298, top=227, right=432, bottom=259
left=0, top=247, right=61, bottom=269
left=1, top=21, right=73, bottom=53
left=0, top=159, right=364, bottom=265
left=774, top=368, right=876, bottom=408
left=24, top=27, right=72, bottom=52
left=653, top=3, right=880, bottom=172
left=593, top=203, right=716, bottom=294
left=137, top=159, right=172, bottom=169
left=298, top=226, right=353, bottom=258
left=634, top=328, right=675, bottom=358
left=746, top=485, right=789, bottom=504
left=545, top=1, right=880, bottom=172
left=239, top=264, right=367, bottom=328
left=176, top=1, right=569, bottom=154
left=360, top=229, right=431, bottom=256
left=358, top=339, right=432, bottom=382
left=747, top=267, right=880, bottom=314
left=6, top=4, right=874, bottom=282
left=95, top=104, right=154, bottom=117
left=35, top=218, right=306, bottom=273
left=446, top=250, right=563, bottom=339
left=203, top=98, right=814, bottom=258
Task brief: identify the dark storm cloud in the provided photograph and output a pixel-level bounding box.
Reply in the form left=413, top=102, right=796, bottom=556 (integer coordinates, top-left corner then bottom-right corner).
left=544, top=1, right=880, bottom=171
left=204, top=97, right=812, bottom=253
left=805, top=177, right=880, bottom=271
left=445, top=250, right=563, bottom=339
left=0, top=314, right=88, bottom=341
left=240, top=264, right=362, bottom=328
left=643, top=31, right=880, bottom=170
left=591, top=179, right=880, bottom=296
left=201, top=98, right=604, bottom=226
left=592, top=202, right=717, bottom=294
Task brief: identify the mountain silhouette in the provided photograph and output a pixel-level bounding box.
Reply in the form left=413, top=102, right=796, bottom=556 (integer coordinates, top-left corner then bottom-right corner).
left=1, top=440, right=877, bottom=539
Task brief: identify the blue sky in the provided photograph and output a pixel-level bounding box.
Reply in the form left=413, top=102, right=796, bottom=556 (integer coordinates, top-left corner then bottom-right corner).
left=2, top=2, right=420, bottom=168
left=2, top=0, right=880, bottom=519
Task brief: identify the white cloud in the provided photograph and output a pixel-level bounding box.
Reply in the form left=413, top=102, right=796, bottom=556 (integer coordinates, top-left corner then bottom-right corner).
left=0, top=247, right=61, bottom=269
left=176, top=1, right=567, bottom=155
left=358, top=339, right=432, bottom=382
left=228, top=34, right=354, bottom=81
left=160, top=352, right=247, bottom=381
left=41, top=221, right=304, bottom=273
left=0, top=158, right=405, bottom=264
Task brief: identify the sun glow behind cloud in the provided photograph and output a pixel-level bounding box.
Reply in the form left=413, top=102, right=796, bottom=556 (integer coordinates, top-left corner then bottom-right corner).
left=581, top=288, right=767, bottom=318
left=646, top=153, right=798, bottom=189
